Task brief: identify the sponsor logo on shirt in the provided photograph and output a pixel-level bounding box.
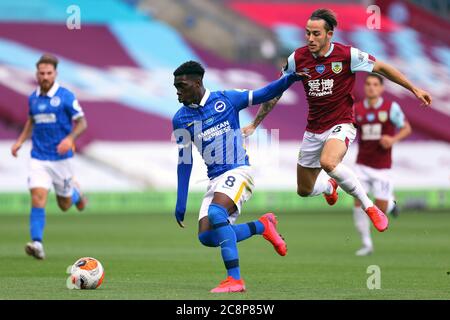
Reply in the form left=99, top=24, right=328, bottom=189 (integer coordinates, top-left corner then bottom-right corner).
left=367, top=113, right=375, bottom=122
left=331, top=62, right=342, bottom=74
left=307, top=79, right=334, bottom=97
left=33, top=113, right=57, bottom=124
left=315, top=64, right=325, bottom=74
left=361, top=123, right=382, bottom=140
left=38, top=103, right=46, bottom=112
left=205, top=117, right=214, bottom=125
left=197, top=120, right=231, bottom=141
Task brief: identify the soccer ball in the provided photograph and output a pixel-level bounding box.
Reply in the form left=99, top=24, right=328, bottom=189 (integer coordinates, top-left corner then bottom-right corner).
left=70, top=257, right=104, bottom=289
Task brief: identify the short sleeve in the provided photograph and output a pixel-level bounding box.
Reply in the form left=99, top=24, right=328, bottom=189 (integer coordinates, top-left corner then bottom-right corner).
left=350, top=47, right=376, bottom=73
left=389, top=101, right=406, bottom=129
left=64, top=91, right=84, bottom=120
left=281, top=51, right=296, bottom=76
left=223, top=89, right=251, bottom=111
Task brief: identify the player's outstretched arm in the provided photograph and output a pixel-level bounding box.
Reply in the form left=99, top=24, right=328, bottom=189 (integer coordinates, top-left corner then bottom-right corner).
left=242, top=97, right=281, bottom=137
left=241, top=72, right=309, bottom=137
left=252, top=72, right=309, bottom=106
left=174, top=145, right=193, bottom=228
left=11, top=117, right=33, bottom=157
left=372, top=61, right=432, bottom=106
left=380, top=121, right=412, bottom=149
left=57, top=117, right=88, bottom=155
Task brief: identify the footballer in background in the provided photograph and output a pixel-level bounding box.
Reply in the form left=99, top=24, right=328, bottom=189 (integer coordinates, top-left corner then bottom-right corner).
left=11, top=54, right=88, bottom=260
left=353, top=73, right=412, bottom=256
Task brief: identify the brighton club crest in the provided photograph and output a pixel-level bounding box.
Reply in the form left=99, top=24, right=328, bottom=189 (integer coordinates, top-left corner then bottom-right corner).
left=331, top=62, right=342, bottom=74
left=378, top=111, right=388, bottom=123
left=50, top=96, right=61, bottom=107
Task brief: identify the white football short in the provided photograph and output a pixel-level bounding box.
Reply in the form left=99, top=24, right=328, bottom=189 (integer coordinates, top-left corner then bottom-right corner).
left=199, top=165, right=254, bottom=225
left=298, top=123, right=357, bottom=168
left=354, top=163, right=394, bottom=201
left=28, top=158, right=75, bottom=197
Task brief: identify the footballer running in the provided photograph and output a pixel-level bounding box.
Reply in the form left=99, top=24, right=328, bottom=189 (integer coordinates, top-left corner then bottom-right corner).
left=172, top=61, right=308, bottom=293
left=11, top=54, right=88, bottom=260
left=243, top=8, right=431, bottom=233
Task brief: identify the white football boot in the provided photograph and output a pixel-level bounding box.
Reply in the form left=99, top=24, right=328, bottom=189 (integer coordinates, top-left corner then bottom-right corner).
left=25, top=241, right=45, bottom=260
left=355, top=246, right=373, bottom=256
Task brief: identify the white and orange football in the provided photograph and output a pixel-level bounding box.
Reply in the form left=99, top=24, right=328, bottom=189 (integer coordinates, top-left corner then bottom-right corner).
left=70, top=257, right=104, bottom=289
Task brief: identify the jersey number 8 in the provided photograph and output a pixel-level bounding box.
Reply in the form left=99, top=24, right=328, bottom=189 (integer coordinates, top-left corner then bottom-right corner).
left=225, top=176, right=236, bottom=187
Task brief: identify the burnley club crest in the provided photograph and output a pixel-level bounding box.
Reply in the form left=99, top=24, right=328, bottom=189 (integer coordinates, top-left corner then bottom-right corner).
left=332, top=62, right=342, bottom=74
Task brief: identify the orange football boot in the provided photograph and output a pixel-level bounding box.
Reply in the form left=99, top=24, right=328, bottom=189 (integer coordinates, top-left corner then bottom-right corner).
left=75, top=194, right=88, bottom=211
left=210, top=276, right=246, bottom=293
left=323, top=178, right=338, bottom=205
left=365, top=206, right=389, bottom=232
left=73, top=179, right=88, bottom=211
left=259, top=213, right=287, bottom=256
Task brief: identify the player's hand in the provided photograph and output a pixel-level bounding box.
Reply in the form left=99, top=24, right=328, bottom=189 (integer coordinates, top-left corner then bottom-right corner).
left=175, top=210, right=186, bottom=228
left=57, top=136, right=74, bottom=155
left=241, top=123, right=257, bottom=138
left=379, top=135, right=395, bottom=149
left=11, top=141, right=22, bottom=157
left=413, top=87, right=432, bottom=107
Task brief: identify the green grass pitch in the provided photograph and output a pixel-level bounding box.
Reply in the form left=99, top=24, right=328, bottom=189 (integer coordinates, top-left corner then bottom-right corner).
left=0, top=210, right=449, bottom=299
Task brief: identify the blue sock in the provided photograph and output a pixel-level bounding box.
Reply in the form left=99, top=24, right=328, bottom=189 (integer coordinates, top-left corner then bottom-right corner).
left=232, top=221, right=265, bottom=242
left=198, top=231, right=219, bottom=247
left=198, top=220, right=265, bottom=247
left=71, top=189, right=81, bottom=206
left=30, top=207, right=46, bottom=242
left=208, top=204, right=240, bottom=280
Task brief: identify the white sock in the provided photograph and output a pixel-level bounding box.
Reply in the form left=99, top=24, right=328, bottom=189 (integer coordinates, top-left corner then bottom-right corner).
left=33, top=241, right=43, bottom=250
left=308, top=176, right=333, bottom=196
left=387, top=198, right=396, bottom=213
left=328, top=163, right=373, bottom=210
left=353, top=206, right=373, bottom=248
